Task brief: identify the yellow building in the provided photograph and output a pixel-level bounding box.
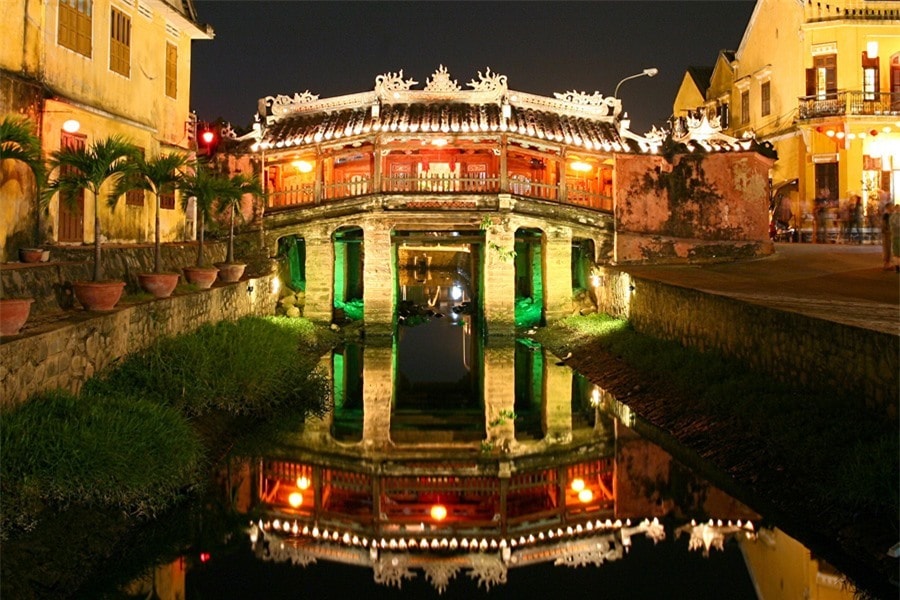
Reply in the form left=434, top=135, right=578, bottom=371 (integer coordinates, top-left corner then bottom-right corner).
left=674, top=0, right=900, bottom=241
left=1, top=0, right=212, bottom=261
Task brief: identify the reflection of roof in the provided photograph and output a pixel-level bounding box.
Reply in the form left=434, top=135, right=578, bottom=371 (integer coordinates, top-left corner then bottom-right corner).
left=260, top=103, right=631, bottom=153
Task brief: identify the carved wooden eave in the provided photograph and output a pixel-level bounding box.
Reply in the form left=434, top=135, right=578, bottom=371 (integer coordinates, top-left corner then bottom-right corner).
left=254, top=66, right=632, bottom=154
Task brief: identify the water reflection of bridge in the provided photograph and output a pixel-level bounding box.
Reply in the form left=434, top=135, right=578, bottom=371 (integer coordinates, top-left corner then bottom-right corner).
left=236, top=342, right=759, bottom=592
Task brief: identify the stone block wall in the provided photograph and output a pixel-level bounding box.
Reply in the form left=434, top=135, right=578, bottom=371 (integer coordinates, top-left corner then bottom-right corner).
left=0, top=273, right=277, bottom=409
left=595, top=268, right=899, bottom=418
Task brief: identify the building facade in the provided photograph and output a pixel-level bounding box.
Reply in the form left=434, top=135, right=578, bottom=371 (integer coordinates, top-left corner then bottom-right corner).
left=1, top=0, right=212, bottom=261
left=673, top=0, right=900, bottom=240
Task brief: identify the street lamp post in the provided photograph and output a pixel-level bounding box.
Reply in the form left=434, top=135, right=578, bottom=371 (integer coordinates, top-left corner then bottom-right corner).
left=613, top=68, right=659, bottom=99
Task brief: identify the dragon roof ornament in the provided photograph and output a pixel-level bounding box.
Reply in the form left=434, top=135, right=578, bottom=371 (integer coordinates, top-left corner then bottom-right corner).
left=259, top=66, right=629, bottom=123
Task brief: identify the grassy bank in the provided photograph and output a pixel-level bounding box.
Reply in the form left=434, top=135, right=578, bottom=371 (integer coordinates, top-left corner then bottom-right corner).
left=1, top=316, right=335, bottom=538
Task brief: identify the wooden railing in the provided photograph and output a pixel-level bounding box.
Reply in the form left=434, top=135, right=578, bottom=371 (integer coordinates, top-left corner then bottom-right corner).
left=798, top=91, right=900, bottom=120
left=267, top=172, right=613, bottom=212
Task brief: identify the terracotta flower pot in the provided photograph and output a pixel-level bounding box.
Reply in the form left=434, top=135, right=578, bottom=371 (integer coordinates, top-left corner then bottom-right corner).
left=0, top=298, right=34, bottom=336
left=19, top=248, right=43, bottom=263
left=183, top=266, right=219, bottom=289
left=138, top=272, right=180, bottom=298
left=72, top=280, right=126, bottom=311
left=215, top=262, right=246, bottom=283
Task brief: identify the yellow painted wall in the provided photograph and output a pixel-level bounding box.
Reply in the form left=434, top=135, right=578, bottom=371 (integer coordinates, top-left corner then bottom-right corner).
left=672, top=73, right=706, bottom=119
left=2, top=0, right=211, bottom=257
left=741, top=528, right=855, bottom=600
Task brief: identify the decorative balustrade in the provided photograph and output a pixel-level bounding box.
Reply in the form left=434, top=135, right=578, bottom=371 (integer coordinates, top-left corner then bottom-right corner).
left=266, top=168, right=612, bottom=212
left=798, top=91, right=900, bottom=120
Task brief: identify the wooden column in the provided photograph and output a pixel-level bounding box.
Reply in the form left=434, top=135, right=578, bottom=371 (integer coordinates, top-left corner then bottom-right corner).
left=499, top=136, right=508, bottom=193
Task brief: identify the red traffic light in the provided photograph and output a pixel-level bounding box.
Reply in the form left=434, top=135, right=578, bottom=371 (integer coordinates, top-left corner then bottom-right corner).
left=201, top=130, right=215, bottom=145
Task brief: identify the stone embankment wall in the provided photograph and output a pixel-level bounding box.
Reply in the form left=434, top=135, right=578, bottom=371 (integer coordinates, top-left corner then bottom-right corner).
left=0, top=273, right=277, bottom=408
left=595, top=268, right=899, bottom=418
left=0, top=240, right=277, bottom=408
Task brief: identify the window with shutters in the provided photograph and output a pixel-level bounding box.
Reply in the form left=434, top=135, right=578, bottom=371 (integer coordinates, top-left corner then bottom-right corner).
left=741, top=90, right=750, bottom=124
left=165, top=42, right=177, bottom=98
left=806, top=54, right=837, bottom=99
left=862, top=52, right=879, bottom=101
left=58, top=0, right=92, bottom=57
left=110, top=7, right=131, bottom=77
left=159, top=190, right=176, bottom=210
left=760, top=81, right=771, bottom=117
left=125, top=147, right=145, bottom=206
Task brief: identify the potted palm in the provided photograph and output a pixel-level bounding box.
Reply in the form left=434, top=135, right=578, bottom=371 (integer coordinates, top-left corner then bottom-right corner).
left=1, top=116, right=46, bottom=263
left=177, top=160, right=233, bottom=288
left=1, top=116, right=44, bottom=335
left=215, top=171, right=263, bottom=282
left=45, top=135, right=137, bottom=311
left=115, top=152, right=188, bottom=298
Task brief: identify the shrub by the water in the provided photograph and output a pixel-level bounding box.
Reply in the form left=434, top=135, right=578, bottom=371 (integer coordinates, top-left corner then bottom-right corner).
left=1, top=390, right=203, bottom=534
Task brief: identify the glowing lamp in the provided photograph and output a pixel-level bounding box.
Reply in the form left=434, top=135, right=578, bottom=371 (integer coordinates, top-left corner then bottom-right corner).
left=570, top=478, right=586, bottom=492
left=450, top=285, right=462, bottom=301
left=570, top=161, right=592, bottom=172
left=578, top=489, right=594, bottom=503
left=62, top=119, right=81, bottom=133
left=835, top=131, right=845, bottom=139
left=870, top=129, right=878, bottom=137
left=591, top=388, right=601, bottom=407
left=199, top=552, right=211, bottom=563
left=432, top=138, right=448, bottom=147
left=288, top=492, right=303, bottom=508
left=201, top=130, right=215, bottom=145
left=296, top=475, right=310, bottom=489
left=292, top=160, right=314, bottom=173
left=825, top=130, right=835, bottom=137
left=430, top=504, right=448, bottom=521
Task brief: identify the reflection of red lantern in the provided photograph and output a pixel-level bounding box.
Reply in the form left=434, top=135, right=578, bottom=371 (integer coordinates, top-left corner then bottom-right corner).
left=870, top=129, right=878, bottom=136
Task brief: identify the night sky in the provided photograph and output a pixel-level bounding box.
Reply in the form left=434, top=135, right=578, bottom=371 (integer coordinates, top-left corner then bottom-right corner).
left=190, top=1, right=755, bottom=135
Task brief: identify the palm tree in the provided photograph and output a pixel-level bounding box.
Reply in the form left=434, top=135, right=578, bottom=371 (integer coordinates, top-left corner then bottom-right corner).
left=177, top=160, right=237, bottom=269
left=216, top=172, right=263, bottom=265
left=1, top=116, right=46, bottom=251
left=114, top=152, right=188, bottom=273
left=46, top=135, right=138, bottom=282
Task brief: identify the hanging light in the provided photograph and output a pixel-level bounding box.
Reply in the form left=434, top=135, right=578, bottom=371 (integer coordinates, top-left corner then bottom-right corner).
left=430, top=504, right=448, bottom=521
left=288, top=492, right=303, bottom=507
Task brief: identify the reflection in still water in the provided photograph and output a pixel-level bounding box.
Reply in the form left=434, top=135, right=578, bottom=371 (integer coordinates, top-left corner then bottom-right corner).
left=233, top=339, right=778, bottom=594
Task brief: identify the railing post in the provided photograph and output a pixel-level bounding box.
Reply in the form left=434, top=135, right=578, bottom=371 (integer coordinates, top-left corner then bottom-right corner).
left=373, top=143, right=382, bottom=193
left=314, top=152, right=324, bottom=204
left=558, top=154, right=567, bottom=204
left=499, top=135, right=508, bottom=193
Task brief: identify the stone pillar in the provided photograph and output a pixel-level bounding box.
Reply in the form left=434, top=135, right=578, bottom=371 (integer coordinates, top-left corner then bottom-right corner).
left=484, top=344, right=515, bottom=451
left=543, top=359, right=573, bottom=444
left=543, top=226, right=573, bottom=323
left=303, top=227, right=334, bottom=323
left=483, top=223, right=516, bottom=336
left=363, top=220, right=394, bottom=336
left=362, top=345, right=393, bottom=449
left=304, top=353, right=334, bottom=438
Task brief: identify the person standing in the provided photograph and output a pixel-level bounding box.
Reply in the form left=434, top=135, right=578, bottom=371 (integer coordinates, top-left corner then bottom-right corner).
left=880, top=191, right=895, bottom=270
left=849, top=194, right=862, bottom=243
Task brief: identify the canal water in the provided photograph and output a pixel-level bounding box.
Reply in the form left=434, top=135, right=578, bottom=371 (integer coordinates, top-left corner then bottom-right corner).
left=5, top=282, right=854, bottom=599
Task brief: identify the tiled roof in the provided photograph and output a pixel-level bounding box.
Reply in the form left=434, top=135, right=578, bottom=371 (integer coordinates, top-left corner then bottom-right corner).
left=261, top=103, right=633, bottom=152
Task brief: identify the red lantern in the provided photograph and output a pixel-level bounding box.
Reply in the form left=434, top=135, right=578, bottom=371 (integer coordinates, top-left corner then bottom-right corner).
left=870, top=129, right=878, bottom=136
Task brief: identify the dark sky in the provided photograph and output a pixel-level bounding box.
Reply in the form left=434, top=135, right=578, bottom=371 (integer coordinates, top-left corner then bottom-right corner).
left=190, top=1, right=755, bottom=135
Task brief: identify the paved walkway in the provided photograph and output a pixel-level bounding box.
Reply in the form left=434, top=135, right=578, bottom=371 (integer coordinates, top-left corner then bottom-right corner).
left=620, top=243, right=900, bottom=336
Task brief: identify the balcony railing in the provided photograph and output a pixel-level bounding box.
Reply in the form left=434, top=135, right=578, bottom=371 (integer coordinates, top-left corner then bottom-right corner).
left=798, top=91, right=900, bottom=120
left=267, top=172, right=613, bottom=213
